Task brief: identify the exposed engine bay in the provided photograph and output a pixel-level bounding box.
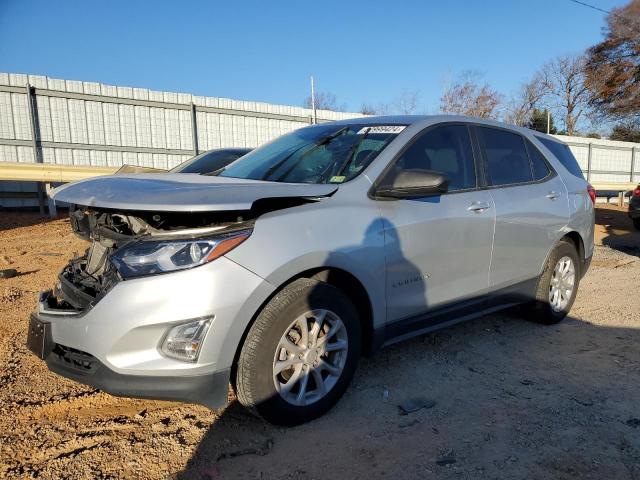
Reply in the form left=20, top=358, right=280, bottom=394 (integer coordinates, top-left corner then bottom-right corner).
left=52, top=206, right=245, bottom=308
left=47, top=196, right=316, bottom=312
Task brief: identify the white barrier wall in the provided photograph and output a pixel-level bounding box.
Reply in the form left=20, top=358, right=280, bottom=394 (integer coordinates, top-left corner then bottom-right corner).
left=0, top=72, right=362, bottom=171
left=0, top=72, right=363, bottom=207
left=1, top=72, right=639, bottom=209
left=552, top=135, right=640, bottom=184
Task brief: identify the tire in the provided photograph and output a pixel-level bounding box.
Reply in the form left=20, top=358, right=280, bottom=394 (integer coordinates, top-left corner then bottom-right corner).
left=633, top=218, right=640, bottom=231
left=526, top=239, right=580, bottom=325
left=235, top=278, right=361, bottom=426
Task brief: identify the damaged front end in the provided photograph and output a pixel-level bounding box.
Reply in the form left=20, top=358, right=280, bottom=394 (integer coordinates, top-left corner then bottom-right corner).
left=46, top=204, right=258, bottom=313
left=41, top=173, right=338, bottom=314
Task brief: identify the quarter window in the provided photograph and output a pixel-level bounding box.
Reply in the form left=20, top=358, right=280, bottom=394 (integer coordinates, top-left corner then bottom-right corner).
left=393, top=125, right=476, bottom=191
left=478, top=127, right=533, bottom=186
left=526, top=141, right=551, bottom=181
left=537, top=137, right=585, bottom=179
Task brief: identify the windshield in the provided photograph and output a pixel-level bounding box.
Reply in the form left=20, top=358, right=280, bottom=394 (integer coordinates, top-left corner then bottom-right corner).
left=219, top=124, right=405, bottom=184
left=170, top=149, right=251, bottom=174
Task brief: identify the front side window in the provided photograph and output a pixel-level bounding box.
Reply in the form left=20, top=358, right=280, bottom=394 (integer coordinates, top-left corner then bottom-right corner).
left=218, top=124, right=403, bottom=184
left=392, top=125, right=476, bottom=191
left=478, top=127, right=533, bottom=186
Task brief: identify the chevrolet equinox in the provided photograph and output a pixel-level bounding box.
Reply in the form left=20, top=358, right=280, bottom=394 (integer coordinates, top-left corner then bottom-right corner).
left=27, top=116, right=595, bottom=425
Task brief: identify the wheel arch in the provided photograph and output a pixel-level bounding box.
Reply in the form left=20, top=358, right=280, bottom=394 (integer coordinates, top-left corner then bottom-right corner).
left=562, top=230, right=587, bottom=275
left=540, top=230, right=586, bottom=279
left=230, top=266, right=376, bottom=389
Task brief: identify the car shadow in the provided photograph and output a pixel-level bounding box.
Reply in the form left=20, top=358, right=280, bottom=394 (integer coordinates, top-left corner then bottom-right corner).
left=176, top=215, right=430, bottom=478
left=176, top=213, right=635, bottom=479
left=596, top=205, right=640, bottom=257
left=177, top=311, right=640, bottom=480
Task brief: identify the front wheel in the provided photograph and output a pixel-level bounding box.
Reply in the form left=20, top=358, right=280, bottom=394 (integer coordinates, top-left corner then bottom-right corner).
left=235, top=278, right=361, bottom=426
left=526, top=239, right=580, bottom=324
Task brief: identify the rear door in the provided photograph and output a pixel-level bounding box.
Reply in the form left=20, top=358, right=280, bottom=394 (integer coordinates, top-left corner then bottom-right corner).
left=376, top=124, right=495, bottom=322
left=475, top=126, right=569, bottom=291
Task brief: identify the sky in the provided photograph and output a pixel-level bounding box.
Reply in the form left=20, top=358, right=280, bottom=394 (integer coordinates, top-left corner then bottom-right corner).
left=0, top=0, right=627, bottom=113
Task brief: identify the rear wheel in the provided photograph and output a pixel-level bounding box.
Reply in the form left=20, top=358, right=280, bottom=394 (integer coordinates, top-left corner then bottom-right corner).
left=633, top=218, right=640, bottom=231
left=526, top=239, right=580, bottom=324
left=235, top=278, right=361, bottom=426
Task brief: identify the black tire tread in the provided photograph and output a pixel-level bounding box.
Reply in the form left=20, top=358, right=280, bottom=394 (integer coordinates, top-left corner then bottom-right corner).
left=527, top=238, right=579, bottom=325
left=235, top=277, right=319, bottom=417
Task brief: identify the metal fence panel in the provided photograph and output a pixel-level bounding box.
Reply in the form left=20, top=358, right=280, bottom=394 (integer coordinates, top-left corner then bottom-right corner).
left=5, top=72, right=640, bottom=210
left=557, top=135, right=640, bottom=184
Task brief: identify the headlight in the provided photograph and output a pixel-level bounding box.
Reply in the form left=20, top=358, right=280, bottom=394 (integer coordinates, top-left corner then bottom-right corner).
left=160, top=317, right=211, bottom=362
left=111, top=230, right=250, bottom=278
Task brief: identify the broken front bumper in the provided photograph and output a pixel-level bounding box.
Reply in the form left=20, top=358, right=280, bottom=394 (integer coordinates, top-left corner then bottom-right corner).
left=27, top=313, right=229, bottom=407
left=26, top=256, right=276, bottom=409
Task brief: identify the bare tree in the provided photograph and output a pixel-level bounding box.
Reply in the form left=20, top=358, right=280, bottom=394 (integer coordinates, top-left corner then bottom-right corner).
left=360, top=102, right=391, bottom=115
left=440, top=71, right=502, bottom=119
left=360, top=91, right=419, bottom=116
left=538, top=54, right=590, bottom=136
left=393, top=89, right=420, bottom=115
left=303, top=91, right=346, bottom=112
left=360, top=103, right=377, bottom=115
left=503, top=74, right=546, bottom=126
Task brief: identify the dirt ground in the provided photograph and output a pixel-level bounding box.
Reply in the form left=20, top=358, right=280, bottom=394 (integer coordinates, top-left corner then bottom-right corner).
left=1, top=204, right=639, bottom=480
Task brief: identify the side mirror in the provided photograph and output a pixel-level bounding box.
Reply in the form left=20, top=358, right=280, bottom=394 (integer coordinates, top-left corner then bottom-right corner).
left=374, top=169, right=449, bottom=199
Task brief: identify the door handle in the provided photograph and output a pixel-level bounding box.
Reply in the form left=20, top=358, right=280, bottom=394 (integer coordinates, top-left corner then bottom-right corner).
left=468, top=201, right=490, bottom=213
left=546, top=191, right=561, bottom=200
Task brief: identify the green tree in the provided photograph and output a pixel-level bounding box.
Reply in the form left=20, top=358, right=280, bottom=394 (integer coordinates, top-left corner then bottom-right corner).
left=585, top=0, right=640, bottom=120
left=528, top=108, right=557, bottom=134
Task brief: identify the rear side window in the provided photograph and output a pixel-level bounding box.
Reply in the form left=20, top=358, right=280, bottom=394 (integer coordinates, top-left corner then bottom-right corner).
left=478, top=127, right=533, bottom=186
left=537, top=137, right=585, bottom=179
left=394, top=125, right=476, bottom=191
left=526, top=141, right=551, bottom=181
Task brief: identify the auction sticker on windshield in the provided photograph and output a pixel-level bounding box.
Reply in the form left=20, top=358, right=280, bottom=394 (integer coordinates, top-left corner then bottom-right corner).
left=357, top=126, right=406, bottom=134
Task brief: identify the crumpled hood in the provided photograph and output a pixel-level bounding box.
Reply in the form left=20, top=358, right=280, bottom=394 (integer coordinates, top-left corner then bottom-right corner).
left=51, top=173, right=338, bottom=212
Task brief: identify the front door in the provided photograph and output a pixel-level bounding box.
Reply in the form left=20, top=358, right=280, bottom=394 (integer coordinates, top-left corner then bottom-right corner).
left=376, top=124, right=495, bottom=322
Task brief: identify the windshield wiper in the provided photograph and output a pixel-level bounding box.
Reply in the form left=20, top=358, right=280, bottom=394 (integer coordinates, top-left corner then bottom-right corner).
left=260, top=143, right=311, bottom=181
left=261, top=127, right=351, bottom=181
left=203, top=167, right=225, bottom=176
left=335, top=127, right=371, bottom=178
left=316, top=126, right=349, bottom=145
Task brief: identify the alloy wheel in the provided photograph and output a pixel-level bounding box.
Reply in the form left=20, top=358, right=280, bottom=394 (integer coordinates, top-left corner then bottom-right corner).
left=272, top=309, right=348, bottom=406
left=549, top=256, right=575, bottom=312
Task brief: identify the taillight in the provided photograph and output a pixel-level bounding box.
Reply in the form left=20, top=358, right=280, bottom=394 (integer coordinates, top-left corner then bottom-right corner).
left=587, top=184, right=596, bottom=205
left=633, top=186, right=640, bottom=197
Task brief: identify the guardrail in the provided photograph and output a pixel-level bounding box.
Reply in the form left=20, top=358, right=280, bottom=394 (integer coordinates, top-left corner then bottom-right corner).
left=0, top=162, right=636, bottom=216
left=589, top=182, right=637, bottom=192
left=0, top=161, right=636, bottom=188
left=0, top=161, right=117, bottom=183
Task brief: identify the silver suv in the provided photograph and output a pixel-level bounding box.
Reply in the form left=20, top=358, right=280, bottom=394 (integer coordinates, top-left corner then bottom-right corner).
left=27, top=116, right=595, bottom=425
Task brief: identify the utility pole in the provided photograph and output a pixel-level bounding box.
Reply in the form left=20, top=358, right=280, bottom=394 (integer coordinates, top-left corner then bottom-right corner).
left=310, top=76, right=317, bottom=125
left=547, top=110, right=551, bottom=135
